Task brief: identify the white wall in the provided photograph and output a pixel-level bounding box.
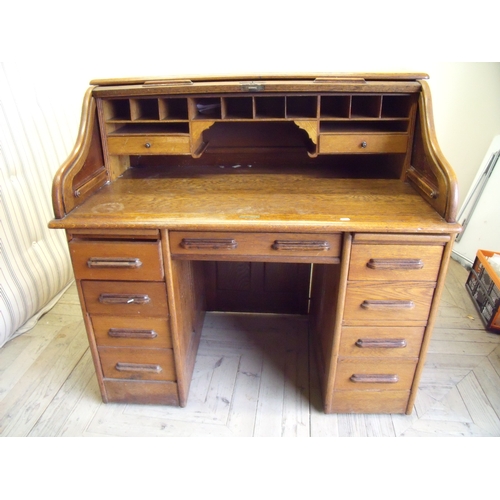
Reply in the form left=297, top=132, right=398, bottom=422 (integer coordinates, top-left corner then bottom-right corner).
left=424, top=63, right=500, bottom=208
left=1, top=65, right=78, bottom=342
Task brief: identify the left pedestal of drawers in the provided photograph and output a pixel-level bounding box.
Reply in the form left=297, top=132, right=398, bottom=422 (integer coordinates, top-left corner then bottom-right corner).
left=68, top=232, right=179, bottom=406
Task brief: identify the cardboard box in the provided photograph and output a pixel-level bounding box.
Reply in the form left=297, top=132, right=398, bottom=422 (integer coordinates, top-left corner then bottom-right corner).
left=465, top=250, right=500, bottom=333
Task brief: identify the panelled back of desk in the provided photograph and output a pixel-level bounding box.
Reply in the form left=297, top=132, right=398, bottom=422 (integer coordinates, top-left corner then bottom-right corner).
left=52, top=75, right=459, bottom=414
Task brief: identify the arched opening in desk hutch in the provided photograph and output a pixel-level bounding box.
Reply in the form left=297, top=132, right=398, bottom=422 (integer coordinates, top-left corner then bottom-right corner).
left=198, top=121, right=317, bottom=155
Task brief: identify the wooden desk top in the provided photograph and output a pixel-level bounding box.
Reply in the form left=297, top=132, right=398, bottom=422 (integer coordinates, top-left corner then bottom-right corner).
left=50, top=164, right=461, bottom=235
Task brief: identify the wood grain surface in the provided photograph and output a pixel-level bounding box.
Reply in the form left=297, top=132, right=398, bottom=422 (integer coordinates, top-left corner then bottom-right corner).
left=50, top=164, right=459, bottom=233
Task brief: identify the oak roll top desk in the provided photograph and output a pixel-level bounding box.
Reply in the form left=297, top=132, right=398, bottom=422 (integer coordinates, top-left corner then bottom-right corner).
left=49, top=73, right=461, bottom=414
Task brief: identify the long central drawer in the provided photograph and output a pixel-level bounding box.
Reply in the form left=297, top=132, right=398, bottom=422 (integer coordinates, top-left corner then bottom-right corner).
left=169, top=231, right=342, bottom=263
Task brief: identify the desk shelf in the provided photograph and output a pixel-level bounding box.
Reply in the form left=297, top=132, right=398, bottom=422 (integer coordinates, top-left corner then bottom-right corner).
left=100, top=93, right=416, bottom=160
left=108, top=123, right=190, bottom=135
left=319, top=121, right=410, bottom=133
left=103, top=93, right=415, bottom=124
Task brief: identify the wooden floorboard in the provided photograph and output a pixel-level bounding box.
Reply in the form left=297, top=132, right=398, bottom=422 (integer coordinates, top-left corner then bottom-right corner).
left=1, top=258, right=499, bottom=437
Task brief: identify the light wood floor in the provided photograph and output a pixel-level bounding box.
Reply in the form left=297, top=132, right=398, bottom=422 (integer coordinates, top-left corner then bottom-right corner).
left=1, top=258, right=500, bottom=437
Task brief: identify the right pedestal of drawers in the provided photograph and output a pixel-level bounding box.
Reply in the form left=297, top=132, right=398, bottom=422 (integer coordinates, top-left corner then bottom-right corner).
left=329, top=233, right=447, bottom=414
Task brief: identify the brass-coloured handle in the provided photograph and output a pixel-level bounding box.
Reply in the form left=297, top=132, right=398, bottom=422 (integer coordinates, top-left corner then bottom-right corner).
left=366, top=258, right=424, bottom=270
left=115, top=362, right=162, bottom=374
left=360, top=141, right=367, bottom=148
left=272, top=240, right=330, bottom=251
left=361, top=300, right=414, bottom=309
left=350, top=374, right=399, bottom=383
left=180, top=238, right=238, bottom=250
left=241, top=82, right=265, bottom=91
left=355, top=338, right=407, bottom=348
left=108, top=329, right=157, bottom=339
left=87, top=257, right=142, bottom=269
left=99, top=294, right=150, bottom=305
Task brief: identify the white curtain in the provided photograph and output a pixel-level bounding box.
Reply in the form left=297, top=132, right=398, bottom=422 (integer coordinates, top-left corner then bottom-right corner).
left=0, top=63, right=82, bottom=347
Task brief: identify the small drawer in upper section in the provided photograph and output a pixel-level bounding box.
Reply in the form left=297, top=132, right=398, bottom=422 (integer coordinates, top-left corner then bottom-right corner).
left=349, top=244, right=444, bottom=282
left=69, top=240, right=164, bottom=281
left=318, top=93, right=414, bottom=154
left=319, top=133, right=408, bottom=154
left=107, top=134, right=190, bottom=155
left=100, top=97, right=191, bottom=155
left=169, top=231, right=342, bottom=263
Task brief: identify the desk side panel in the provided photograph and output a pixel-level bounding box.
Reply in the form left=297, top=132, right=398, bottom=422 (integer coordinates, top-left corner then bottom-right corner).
left=51, top=88, right=108, bottom=219
left=163, top=231, right=206, bottom=406
left=407, top=80, right=459, bottom=223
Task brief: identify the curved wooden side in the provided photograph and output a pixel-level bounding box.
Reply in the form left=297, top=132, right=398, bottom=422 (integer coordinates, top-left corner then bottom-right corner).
left=51, top=87, right=107, bottom=219
left=408, top=80, right=459, bottom=223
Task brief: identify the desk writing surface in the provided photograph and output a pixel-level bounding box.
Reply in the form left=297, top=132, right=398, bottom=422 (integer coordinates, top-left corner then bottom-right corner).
left=56, top=164, right=458, bottom=234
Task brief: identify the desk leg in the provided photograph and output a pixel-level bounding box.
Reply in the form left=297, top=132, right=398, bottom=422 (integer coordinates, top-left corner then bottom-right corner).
left=309, top=233, right=352, bottom=413
left=163, top=230, right=206, bottom=407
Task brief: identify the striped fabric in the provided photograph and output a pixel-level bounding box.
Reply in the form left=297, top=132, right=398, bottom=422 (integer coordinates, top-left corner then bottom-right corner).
left=0, top=64, right=80, bottom=347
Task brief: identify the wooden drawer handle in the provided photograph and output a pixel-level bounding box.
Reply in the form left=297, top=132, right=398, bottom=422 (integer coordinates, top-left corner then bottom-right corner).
left=407, top=166, right=438, bottom=199
left=355, top=338, right=407, bottom=348
left=366, top=258, right=424, bottom=270
left=181, top=238, right=237, bottom=250
left=272, top=240, right=330, bottom=251
left=361, top=300, right=414, bottom=309
left=99, top=294, right=150, bottom=305
left=350, top=374, right=399, bottom=383
left=87, top=257, right=142, bottom=269
left=115, top=362, right=162, bottom=374
left=108, top=328, right=157, bottom=339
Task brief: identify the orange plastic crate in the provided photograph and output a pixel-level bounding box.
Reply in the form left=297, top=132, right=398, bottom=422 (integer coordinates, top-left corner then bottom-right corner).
left=465, top=250, right=500, bottom=333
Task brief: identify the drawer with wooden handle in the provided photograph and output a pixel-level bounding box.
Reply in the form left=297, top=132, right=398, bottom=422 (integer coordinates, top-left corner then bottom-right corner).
left=103, top=379, right=179, bottom=405
left=329, top=390, right=410, bottom=414
left=343, top=281, right=435, bottom=324
left=339, top=326, right=425, bottom=358
left=91, top=316, right=172, bottom=348
left=169, top=231, right=341, bottom=262
left=70, top=240, right=164, bottom=281
left=98, top=347, right=176, bottom=381
left=107, top=135, right=190, bottom=155
left=319, top=133, right=408, bottom=154
left=349, top=244, right=443, bottom=282
left=81, top=281, right=168, bottom=317
left=334, top=358, right=417, bottom=391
